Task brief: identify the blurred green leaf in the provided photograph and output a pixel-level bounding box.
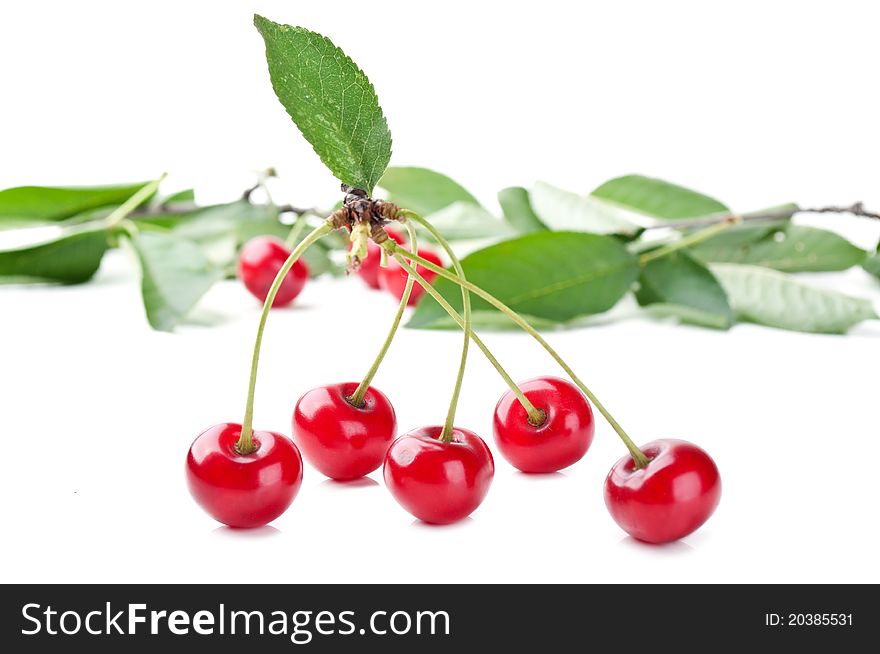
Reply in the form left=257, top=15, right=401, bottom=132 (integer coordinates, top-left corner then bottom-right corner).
left=135, top=201, right=340, bottom=277
left=498, top=186, right=547, bottom=233
left=0, top=227, right=109, bottom=284
left=531, top=182, right=640, bottom=235
left=862, top=245, right=880, bottom=280
left=692, top=224, right=866, bottom=272
left=285, top=223, right=341, bottom=278
left=129, top=231, right=223, bottom=331
left=591, top=175, right=729, bottom=219
left=421, top=202, right=515, bottom=242
left=379, top=167, right=479, bottom=216
left=0, top=182, right=148, bottom=228
left=636, top=251, right=733, bottom=329
left=160, top=188, right=196, bottom=205
left=169, top=202, right=287, bottom=243
left=711, top=263, right=877, bottom=334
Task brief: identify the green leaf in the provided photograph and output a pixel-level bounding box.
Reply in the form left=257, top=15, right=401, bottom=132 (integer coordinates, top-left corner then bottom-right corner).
left=635, top=251, right=733, bottom=329
left=687, top=222, right=781, bottom=248
left=408, top=231, right=639, bottom=329
left=0, top=227, right=109, bottom=284
left=378, top=167, right=479, bottom=216
left=284, top=224, right=341, bottom=278
left=160, top=188, right=196, bottom=205
left=590, top=175, right=729, bottom=219
left=254, top=15, right=392, bottom=193
left=138, top=201, right=340, bottom=278
left=530, top=182, right=640, bottom=235
left=129, top=232, right=223, bottom=331
left=691, top=224, right=866, bottom=272
left=498, top=187, right=547, bottom=233
left=710, top=263, right=877, bottom=334
left=168, top=202, right=287, bottom=242
left=0, top=182, right=148, bottom=228
left=134, top=202, right=283, bottom=269
left=178, top=203, right=340, bottom=277
left=376, top=168, right=508, bottom=242
left=421, top=202, right=516, bottom=242
left=864, top=248, right=880, bottom=279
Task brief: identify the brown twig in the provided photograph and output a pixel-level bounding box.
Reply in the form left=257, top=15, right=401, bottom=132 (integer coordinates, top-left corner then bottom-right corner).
left=642, top=202, right=880, bottom=231
left=129, top=202, right=198, bottom=218
left=276, top=204, right=321, bottom=217
left=241, top=167, right=278, bottom=202
left=800, top=202, right=880, bottom=221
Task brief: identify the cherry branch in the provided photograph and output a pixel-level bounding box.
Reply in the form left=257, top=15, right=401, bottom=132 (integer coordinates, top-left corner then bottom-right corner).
left=126, top=189, right=320, bottom=221
left=800, top=202, right=880, bottom=221
left=642, top=202, right=880, bottom=231
left=276, top=204, right=324, bottom=217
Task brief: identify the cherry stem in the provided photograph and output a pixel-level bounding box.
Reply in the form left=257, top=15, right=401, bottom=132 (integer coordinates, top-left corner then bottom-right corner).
left=384, top=242, right=650, bottom=468
left=390, top=252, right=545, bottom=426
left=402, top=212, right=545, bottom=426
left=402, top=211, right=472, bottom=442
left=638, top=215, right=742, bottom=265
left=237, top=220, right=334, bottom=455
left=349, top=223, right=420, bottom=408
left=284, top=214, right=309, bottom=249
left=105, top=173, right=167, bottom=230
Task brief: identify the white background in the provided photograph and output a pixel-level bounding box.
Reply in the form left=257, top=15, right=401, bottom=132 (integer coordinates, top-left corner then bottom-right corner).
left=1, top=0, right=878, bottom=583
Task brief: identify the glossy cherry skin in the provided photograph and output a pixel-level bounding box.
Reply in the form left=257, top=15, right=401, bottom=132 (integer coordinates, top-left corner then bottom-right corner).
left=604, top=439, right=721, bottom=544
left=378, top=247, right=443, bottom=306
left=383, top=426, right=494, bottom=524
left=493, top=376, right=595, bottom=473
left=293, top=383, right=397, bottom=480
left=186, top=423, right=304, bottom=528
left=352, top=229, right=405, bottom=289
left=237, top=236, right=309, bottom=307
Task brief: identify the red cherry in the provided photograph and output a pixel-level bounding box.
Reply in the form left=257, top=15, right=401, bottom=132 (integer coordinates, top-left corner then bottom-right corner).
left=493, top=376, right=594, bottom=473
left=604, top=439, right=721, bottom=544
left=351, top=229, right=405, bottom=289
left=293, top=383, right=397, bottom=480
left=378, top=247, right=443, bottom=306
left=237, top=236, right=309, bottom=307
left=383, top=426, right=494, bottom=524
left=186, top=423, right=304, bottom=528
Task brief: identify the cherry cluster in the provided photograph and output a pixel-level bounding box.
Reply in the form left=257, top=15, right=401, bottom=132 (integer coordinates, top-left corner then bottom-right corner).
left=186, top=203, right=722, bottom=544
